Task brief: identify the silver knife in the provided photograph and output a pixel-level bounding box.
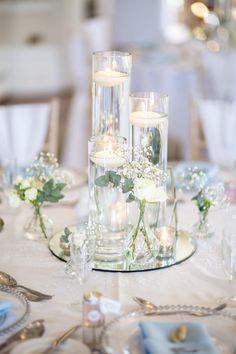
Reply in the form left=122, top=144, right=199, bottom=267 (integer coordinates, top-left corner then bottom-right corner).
left=40, top=324, right=81, bottom=354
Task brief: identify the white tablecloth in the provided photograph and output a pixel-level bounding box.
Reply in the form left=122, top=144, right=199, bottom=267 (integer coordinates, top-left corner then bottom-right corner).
left=0, top=188, right=236, bottom=350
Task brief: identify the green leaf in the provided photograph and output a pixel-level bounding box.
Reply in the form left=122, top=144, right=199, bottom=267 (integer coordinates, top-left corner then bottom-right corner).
left=55, top=182, right=66, bottom=191
left=95, top=175, right=109, bottom=187
left=109, top=172, right=121, bottom=187
left=64, top=227, right=72, bottom=237
left=122, top=178, right=134, bottom=193
left=43, top=179, right=54, bottom=194
left=45, top=195, right=59, bottom=203
left=126, top=193, right=135, bottom=203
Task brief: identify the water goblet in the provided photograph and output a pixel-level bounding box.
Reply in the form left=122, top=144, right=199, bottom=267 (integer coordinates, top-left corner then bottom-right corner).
left=70, top=224, right=94, bottom=312
left=221, top=226, right=236, bottom=306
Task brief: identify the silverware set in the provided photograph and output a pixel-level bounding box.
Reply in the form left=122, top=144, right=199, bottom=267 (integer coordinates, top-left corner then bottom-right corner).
left=0, top=271, right=53, bottom=302
left=0, top=319, right=45, bottom=353
left=0, top=321, right=82, bottom=354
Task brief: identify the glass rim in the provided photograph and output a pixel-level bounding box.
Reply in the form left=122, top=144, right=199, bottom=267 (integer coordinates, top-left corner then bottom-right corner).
left=130, top=92, right=168, bottom=100
left=92, top=50, right=131, bottom=57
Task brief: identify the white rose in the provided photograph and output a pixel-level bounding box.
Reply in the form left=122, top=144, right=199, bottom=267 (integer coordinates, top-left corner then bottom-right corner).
left=133, top=178, right=167, bottom=203
left=21, top=179, right=31, bottom=189
left=9, top=192, right=21, bottom=208
left=25, top=188, right=38, bottom=202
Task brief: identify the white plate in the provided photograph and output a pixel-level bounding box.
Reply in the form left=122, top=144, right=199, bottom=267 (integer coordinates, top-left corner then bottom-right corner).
left=11, top=337, right=90, bottom=354
left=101, top=307, right=236, bottom=354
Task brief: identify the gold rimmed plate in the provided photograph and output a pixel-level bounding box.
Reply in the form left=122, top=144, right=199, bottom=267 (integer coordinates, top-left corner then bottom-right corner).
left=100, top=306, right=236, bottom=354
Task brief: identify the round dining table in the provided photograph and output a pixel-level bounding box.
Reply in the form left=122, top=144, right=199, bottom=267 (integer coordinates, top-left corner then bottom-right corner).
left=0, top=182, right=236, bottom=353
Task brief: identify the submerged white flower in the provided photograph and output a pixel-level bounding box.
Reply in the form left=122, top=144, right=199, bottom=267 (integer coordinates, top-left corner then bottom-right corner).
left=9, top=192, right=21, bottom=208
left=133, top=178, right=167, bottom=203
left=25, top=188, right=38, bottom=202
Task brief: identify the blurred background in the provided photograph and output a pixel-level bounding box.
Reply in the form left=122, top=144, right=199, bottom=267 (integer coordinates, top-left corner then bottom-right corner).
left=0, top=0, right=235, bottom=172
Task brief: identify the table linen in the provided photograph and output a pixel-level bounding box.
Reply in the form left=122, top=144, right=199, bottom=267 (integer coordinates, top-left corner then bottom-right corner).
left=0, top=188, right=236, bottom=349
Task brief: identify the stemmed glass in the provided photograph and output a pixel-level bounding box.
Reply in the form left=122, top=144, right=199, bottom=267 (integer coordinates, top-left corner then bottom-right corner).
left=221, top=223, right=236, bottom=306
left=70, top=223, right=95, bottom=312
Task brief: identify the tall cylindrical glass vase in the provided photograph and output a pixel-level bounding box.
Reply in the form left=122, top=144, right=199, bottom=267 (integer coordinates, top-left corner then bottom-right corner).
left=129, top=92, right=168, bottom=227
left=88, top=135, right=128, bottom=267
left=92, top=51, right=132, bottom=138
left=129, top=92, right=168, bottom=171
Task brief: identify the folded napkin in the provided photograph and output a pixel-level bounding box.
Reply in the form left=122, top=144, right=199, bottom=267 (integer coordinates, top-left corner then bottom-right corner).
left=0, top=301, right=11, bottom=315
left=139, top=321, right=219, bottom=354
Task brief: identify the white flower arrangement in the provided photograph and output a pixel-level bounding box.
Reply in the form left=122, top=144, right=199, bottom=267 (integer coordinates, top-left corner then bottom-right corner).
left=95, top=150, right=167, bottom=259
left=9, top=152, right=67, bottom=239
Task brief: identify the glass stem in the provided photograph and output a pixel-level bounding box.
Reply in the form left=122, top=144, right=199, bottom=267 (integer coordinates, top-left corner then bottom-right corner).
left=77, top=280, right=83, bottom=311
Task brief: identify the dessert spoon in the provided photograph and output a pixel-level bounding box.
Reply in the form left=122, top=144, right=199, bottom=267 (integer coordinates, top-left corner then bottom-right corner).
left=0, top=271, right=53, bottom=301
left=0, top=319, right=45, bottom=352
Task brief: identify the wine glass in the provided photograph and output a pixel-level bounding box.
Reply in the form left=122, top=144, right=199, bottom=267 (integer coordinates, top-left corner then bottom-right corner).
left=221, top=224, right=236, bottom=306
left=70, top=223, right=95, bottom=312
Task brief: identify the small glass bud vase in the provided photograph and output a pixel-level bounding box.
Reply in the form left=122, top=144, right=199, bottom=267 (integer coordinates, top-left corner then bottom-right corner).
left=192, top=211, right=213, bottom=239
left=125, top=200, right=160, bottom=268
left=24, top=208, right=53, bottom=240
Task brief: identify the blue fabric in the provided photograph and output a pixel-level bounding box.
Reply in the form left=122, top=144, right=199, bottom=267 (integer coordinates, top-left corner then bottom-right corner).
left=139, top=321, right=219, bottom=354
left=0, top=301, right=11, bottom=315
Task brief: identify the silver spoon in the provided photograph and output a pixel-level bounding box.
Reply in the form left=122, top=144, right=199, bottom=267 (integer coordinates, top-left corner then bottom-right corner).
left=133, top=297, right=227, bottom=316
left=0, top=271, right=53, bottom=301
left=0, top=319, right=45, bottom=352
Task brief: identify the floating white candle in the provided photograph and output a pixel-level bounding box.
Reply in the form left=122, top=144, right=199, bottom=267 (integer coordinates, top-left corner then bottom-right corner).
left=129, top=111, right=167, bottom=128
left=90, top=150, right=126, bottom=168
left=93, top=70, right=129, bottom=87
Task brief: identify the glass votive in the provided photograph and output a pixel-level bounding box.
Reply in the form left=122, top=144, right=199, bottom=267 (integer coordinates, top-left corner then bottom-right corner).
left=155, top=226, right=176, bottom=259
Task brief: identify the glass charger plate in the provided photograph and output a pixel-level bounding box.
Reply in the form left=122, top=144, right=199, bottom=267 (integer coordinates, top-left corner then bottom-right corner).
left=48, top=227, right=197, bottom=273
left=0, top=284, right=29, bottom=336
left=101, top=307, right=236, bottom=354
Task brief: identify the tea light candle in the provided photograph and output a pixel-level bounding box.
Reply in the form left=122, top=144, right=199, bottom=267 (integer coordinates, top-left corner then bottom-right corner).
left=93, top=69, right=129, bottom=87
left=129, top=111, right=166, bottom=128
left=157, top=226, right=176, bottom=258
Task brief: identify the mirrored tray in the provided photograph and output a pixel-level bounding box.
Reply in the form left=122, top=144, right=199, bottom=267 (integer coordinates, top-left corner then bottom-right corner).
left=49, top=226, right=197, bottom=273
left=0, top=284, right=29, bottom=335
left=101, top=307, right=236, bottom=354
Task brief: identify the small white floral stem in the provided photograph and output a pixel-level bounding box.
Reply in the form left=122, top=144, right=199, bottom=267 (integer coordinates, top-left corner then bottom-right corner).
left=35, top=204, right=47, bottom=239
left=130, top=199, right=146, bottom=257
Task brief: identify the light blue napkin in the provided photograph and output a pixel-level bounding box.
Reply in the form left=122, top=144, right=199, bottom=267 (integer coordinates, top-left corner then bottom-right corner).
left=139, top=321, right=219, bottom=354
left=0, top=301, right=11, bottom=315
